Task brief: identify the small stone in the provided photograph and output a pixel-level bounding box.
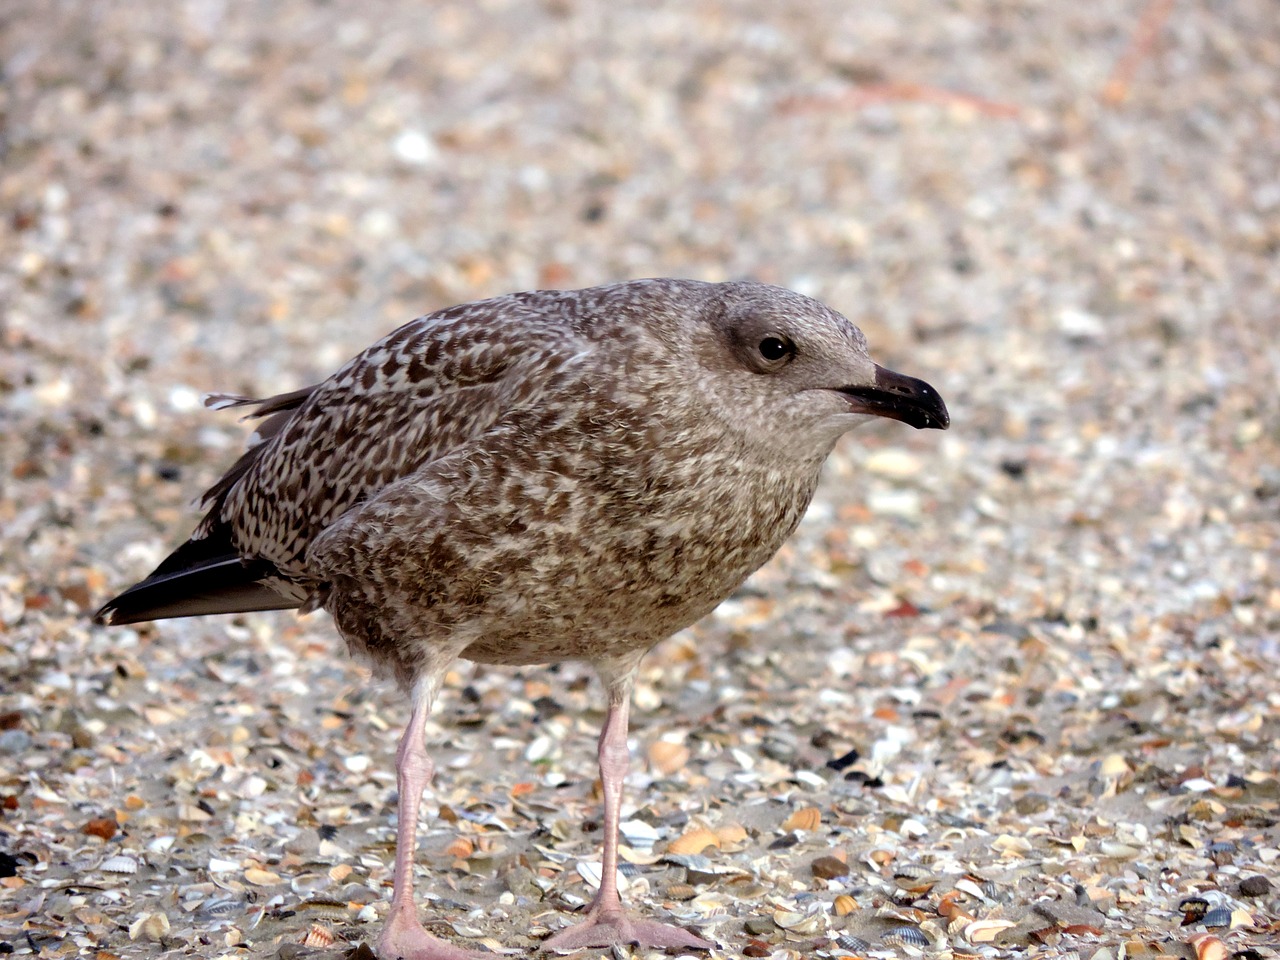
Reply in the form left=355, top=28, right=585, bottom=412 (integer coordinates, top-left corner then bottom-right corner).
left=1057, top=306, right=1105, bottom=340
left=760, top=734, right=797, bottom=763
left=0, top=730, right=32, bottom=755
left=744, top=917, right=776, bottom=936
left=825, top=747, right=859, bottom=771
left=1013, top=793, right=1051, bottom=815
left=810, top=855, right=849, bottom=879
left=392, top=129, right=438, bottom=166
left=82, top=817, right=119, bottom=840
left=1238, top=875, right=1272, bottom=897
left=863, top=448, right=922, bottom=478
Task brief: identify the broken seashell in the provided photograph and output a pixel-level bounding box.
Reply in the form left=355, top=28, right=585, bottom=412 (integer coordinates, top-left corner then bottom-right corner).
left=619, top=819, right=661, bottom=848
left=576, top=860, right=626, bottom=892
left=299, top=923, right=335, bottom=948
left=129, top=912, right=170, bottom=942
left=1201, top=907, right=1232, bottom=928
left=294, top=899, right=350, bottom=921
left=647, top=740, right=690, bottom=775
left=964, top=918, right=1017, bottom=943
left=199, top=899, right=243, bottom=918
left=772, top=908, right=822, bottom=934
left=882, top=925, right=929, bottom=947
left=289, top=873, right=332, bottom=896
left=668, top=827, right=720, bottom=855
left=243, top=867, right=282, bottom=886
left=865, top=848, right=895, bottom=869
left=714, top=823, right=749, bottom=846
left=781, top=806, right=821, bottom=832
left=1188, top=933, right=1228, bottom=960
left=444, top=836, right=474, bottom=859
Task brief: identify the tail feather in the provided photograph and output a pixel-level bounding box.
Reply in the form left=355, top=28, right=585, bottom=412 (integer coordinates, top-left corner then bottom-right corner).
left=93, top=558, right=301, bottom=625
left=96, top=385, right=322, bottom=628
left=93, top=520, right=303, bottom=626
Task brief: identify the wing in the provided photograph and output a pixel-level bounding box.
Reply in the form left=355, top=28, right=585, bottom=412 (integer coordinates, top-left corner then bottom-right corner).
left=93, top=281, right=702, bottom=626
left=98, top=291, right=596, bottom=626
left=211, top=290, right=595, bottom=578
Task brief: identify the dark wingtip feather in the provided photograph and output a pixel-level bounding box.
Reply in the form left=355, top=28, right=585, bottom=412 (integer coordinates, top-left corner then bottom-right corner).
left=94, top=556, right=302, bottom=625
left=95, top=517, right=304, bottom=626
left=96, top=384, right=322, bottom=627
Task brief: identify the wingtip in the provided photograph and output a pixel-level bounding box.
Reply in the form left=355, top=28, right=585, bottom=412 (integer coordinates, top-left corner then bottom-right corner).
left=203, top=392, right=252, bottom=411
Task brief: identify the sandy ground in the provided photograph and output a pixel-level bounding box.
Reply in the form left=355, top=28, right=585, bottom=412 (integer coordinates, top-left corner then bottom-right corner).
left=2, top=1, right=1279, bottom=958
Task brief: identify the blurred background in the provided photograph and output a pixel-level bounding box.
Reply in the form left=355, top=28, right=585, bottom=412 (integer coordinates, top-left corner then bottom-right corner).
left=2, top=1, right=1278, bottom=957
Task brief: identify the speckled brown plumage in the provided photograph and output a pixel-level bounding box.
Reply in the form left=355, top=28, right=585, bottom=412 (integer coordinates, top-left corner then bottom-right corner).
left=95, top=278, right=948, bottom=959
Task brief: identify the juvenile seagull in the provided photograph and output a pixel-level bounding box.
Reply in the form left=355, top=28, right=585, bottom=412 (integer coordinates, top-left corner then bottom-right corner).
left=95, top=279, right=948, bottom=959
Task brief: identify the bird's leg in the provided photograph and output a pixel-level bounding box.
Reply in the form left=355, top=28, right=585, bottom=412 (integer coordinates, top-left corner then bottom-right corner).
left=543, top=665, right=712, bottom=952
left=377, top=674, right=485, bottom=960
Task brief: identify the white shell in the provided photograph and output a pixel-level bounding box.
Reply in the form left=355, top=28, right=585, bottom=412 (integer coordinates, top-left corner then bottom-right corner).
left=619, top=819, right=661, bottom=848
left=575, top=860, right=628, bottom=892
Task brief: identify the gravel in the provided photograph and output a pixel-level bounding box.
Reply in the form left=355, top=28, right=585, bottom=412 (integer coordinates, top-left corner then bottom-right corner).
left=2, top=1, right=1278, bottom=958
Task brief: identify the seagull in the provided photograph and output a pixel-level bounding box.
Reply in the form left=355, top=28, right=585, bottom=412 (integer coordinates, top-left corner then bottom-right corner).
left=95, top=279, right=949, bottom=958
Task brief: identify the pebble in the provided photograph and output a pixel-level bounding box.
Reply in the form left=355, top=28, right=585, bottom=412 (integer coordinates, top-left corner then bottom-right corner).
left=863, top=448, right=923, bottom=479
left=810, top=855, right=849, bottom=880
left=0, top=730, right=32, bottom=755
left=1239, top=876, right=1272, bottom=898
left=743, top=917, right=776, bottom=936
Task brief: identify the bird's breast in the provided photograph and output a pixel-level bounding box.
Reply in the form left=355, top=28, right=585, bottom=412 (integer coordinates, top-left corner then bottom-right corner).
left=455, top=452, right=824, bottom=665
left=314, top=399, right=827, bottom=669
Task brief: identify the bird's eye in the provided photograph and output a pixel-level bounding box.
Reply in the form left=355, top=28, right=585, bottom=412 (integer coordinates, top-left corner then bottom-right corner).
left=757, top=336, right=793, bottom=363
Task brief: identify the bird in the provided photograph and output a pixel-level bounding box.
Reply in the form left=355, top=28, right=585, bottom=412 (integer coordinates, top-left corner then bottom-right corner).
left=94, top=278, right=949, bottom=959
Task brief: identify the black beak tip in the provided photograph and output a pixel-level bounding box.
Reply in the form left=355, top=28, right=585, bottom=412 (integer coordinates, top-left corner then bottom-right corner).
left=915, top=385, right=950, bottom=431
left=842, top=365, right=950, bottom=431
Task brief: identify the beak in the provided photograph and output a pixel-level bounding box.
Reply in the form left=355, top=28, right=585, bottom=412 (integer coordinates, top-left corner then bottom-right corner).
left=839, top=364, right=950, bottom=430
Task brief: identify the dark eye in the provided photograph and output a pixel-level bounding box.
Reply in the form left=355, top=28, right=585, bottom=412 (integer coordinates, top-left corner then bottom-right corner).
left=758, top=336, right=793, bottom=362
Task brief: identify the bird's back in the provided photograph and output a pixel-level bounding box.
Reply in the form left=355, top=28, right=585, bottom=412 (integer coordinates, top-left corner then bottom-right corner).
left=95, top=281, right=708, bottom=626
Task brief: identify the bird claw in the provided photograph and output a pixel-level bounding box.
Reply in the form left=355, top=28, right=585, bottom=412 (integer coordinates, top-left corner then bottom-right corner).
left=377, top=909, right=489, bottom=960
left=542, top=911, right=713, bottom=952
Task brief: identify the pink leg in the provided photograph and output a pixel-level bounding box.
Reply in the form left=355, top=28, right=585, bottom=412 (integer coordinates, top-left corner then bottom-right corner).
left=377, top=679, right=486, bottom=960
left=543, top=671, right=712, bottom=952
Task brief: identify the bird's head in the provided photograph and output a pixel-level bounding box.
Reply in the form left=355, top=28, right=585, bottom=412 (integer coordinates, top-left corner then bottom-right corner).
left=687, top=281, right=950, bottom=455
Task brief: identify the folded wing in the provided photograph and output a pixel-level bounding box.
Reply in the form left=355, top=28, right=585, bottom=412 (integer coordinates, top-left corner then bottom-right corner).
left=95, top=292, right=594, bottom=626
